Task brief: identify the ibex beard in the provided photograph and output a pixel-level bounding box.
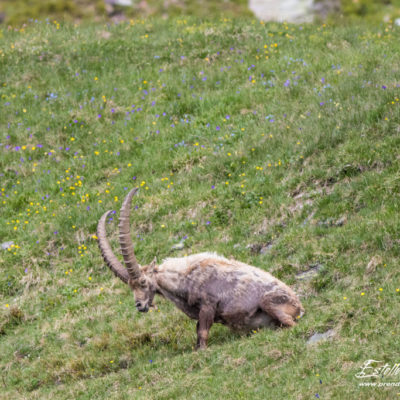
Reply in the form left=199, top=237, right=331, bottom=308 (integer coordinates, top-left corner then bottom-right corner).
left=97, top=188, right=304, bottom=349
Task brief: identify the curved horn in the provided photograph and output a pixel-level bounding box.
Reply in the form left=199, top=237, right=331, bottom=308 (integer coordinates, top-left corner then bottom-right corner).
left=97, top=210, right=130, bottom=284
left=118, top=187, right=141, bottom=280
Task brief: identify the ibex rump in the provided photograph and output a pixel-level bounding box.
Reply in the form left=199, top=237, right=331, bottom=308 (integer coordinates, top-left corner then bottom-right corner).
left=97, top=188, right=304, bottom=349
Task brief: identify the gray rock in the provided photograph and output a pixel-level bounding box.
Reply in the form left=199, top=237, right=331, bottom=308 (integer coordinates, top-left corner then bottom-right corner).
left=1, top=241, right=14, bottom=250
left=259, top=243, right=273, bottom=254
left=296, top=264, right=323, bottom=281
left=335, top=216, right=347, bottom=226
left=312, top=0, right=341, bottom=19
left=249, top=0, right=314, bottom=23
left=249, top=0, right=341, bottom=24
left=105, top=0, right=132, bottom=5
left=317, top=216, right=347, bottom=227
left=307, top=329, right=335, bottom=345
left=171, top=242, right=185, bottom=251
left=246, top=242, right=273, bottom=254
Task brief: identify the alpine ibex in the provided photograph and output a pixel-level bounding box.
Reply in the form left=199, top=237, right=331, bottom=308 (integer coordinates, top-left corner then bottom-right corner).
left=97, top=188, right=304, bottom=349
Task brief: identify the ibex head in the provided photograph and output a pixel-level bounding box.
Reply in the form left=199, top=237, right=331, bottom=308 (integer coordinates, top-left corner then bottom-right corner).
left=127, top=260, right=157, bottom=312
left=97, top=188, right=157, bottom=313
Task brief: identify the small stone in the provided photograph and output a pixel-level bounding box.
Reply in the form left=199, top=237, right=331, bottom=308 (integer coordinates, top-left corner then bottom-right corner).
left=260, top=243, right=273, bottom=254
left=246, top=243, right=259, bottom=253
left=171, top=242, right=184, bottom=251
left=335, top=216, right=347, bottom=226
left=249, top=0, right=315, bottom=23
left=246, top=242, right=273, bottom=254
left=307, top=329, right=335, bottom=345
left=105, top=0, right=132, bottom=5
left=317, top=218, right=332, bottom=227
left=1, top=241, right=14, bottom=250
left=318, top=216, right=347, bottom=227
left=99, top=31, right=111, bottom=40
left=365, top=255, right=382, bottom=275
left=296, top=264, right=323, bottom=281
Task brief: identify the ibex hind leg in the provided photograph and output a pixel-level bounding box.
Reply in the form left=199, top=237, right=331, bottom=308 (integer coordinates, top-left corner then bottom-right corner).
left=260, top=294, right=296, bottom=327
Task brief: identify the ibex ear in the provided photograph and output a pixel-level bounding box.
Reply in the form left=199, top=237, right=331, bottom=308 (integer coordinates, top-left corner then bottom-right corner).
left=150, top=257, right=157, bottom=270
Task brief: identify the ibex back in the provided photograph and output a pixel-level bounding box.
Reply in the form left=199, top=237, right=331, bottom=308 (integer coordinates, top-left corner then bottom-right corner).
left=97, top=188, right=304, bottom=349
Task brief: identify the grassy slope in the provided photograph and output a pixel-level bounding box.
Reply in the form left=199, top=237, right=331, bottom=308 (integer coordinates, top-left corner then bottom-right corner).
left=0, top=17, right=399, bottom=399
left=2, top=0, right=400, bottom=26
left=0, top=0, right=250, bottom=25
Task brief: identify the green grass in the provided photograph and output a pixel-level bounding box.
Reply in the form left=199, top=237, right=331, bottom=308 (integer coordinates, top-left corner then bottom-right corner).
left=1, top=17, right=400, bottom=399
left=2, top=0, right=400, bottom=26
left=0, top=0, right=250, bottom=25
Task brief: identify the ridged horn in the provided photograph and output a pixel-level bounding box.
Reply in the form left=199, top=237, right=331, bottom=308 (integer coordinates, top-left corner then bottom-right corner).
left=97, top=210, right=130, bottom=284
left=118, top=187, right=141, bottom=280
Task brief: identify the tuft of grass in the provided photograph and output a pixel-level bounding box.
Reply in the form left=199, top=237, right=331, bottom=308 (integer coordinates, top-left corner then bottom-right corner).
left=0, top=17, right=400, bottom=399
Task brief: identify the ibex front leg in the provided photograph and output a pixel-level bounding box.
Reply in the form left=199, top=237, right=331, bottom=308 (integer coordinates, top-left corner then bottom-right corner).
left=196, top=305, right=215, bottom=350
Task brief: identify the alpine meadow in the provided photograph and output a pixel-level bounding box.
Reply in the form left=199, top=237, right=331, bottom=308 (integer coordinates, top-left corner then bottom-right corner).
left=1, top=17, right=400, bottom=399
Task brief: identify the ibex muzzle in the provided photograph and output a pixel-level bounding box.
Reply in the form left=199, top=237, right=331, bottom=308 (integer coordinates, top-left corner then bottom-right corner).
left=97, top=188, right=304, bottom=349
